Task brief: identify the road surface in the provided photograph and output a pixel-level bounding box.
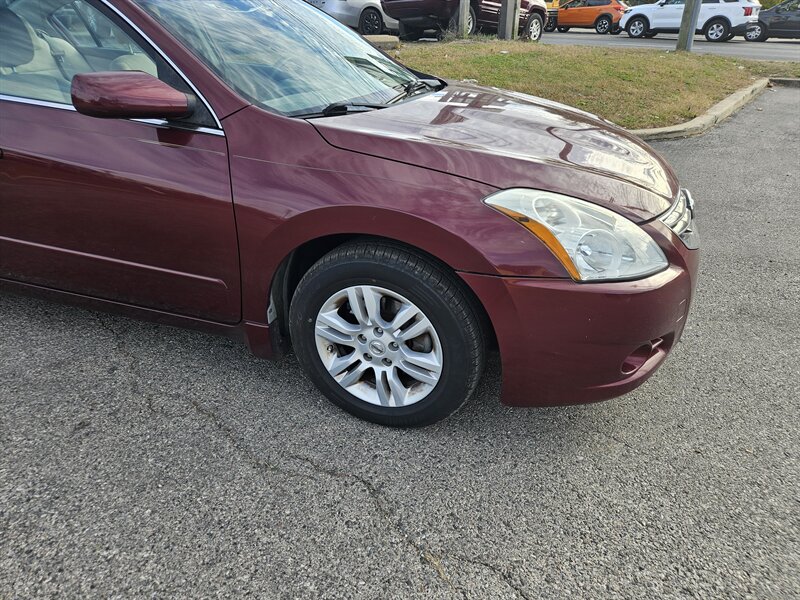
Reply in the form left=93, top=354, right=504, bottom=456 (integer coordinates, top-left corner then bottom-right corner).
left=1, top=87, right=798, bottom=599
left=542, top=29, right=800, bottom=61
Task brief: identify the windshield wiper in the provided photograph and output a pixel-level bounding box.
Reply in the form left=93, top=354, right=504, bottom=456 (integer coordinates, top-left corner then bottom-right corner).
left=390, top=78, right=441, bottom=104
left=294, top=102, right=388, bottom=119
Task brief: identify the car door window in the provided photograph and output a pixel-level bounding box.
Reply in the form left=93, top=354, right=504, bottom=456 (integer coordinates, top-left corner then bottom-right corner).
left=52, top=1, right=137, bottom=51
left=0, top=0, right=215, bottom=126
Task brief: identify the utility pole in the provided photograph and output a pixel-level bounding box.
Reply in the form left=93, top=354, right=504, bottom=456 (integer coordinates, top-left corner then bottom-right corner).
left=498, top=0, right=521, bottom=40
left=676, top=0, right=703, bottom=51
left=458, top=0, right=470, bottom=37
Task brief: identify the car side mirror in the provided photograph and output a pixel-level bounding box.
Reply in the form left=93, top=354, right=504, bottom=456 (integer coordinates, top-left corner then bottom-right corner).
left=71, top=71, right=195, bottom=120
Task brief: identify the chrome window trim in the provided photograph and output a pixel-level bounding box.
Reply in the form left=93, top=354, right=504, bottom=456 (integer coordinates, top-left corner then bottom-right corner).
left=0, top=94, right=225, bottom=137
left=97, top=0, right=224, bottom=130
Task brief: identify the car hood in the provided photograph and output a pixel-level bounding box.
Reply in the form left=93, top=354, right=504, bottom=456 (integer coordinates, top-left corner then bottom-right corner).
left=312, top=83, right=678, bottom=221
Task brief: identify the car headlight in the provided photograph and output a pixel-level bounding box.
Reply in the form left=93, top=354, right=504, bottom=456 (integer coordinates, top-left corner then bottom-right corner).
left=485, top=188, right=668, bottom=282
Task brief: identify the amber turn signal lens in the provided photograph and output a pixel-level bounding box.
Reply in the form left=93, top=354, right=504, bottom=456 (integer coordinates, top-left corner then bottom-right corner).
left=490, top=204, right=583, bottom=281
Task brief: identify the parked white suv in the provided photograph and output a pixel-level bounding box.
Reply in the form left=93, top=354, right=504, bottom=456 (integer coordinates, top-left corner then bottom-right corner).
left=307, top=0, right=399, bottom=35
left=620, top=0, right=761, bottom=41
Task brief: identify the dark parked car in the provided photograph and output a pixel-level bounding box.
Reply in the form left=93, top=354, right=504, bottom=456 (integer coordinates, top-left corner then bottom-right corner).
left=0, top=0, right=698, bottom=426
left=746, top=0, right=800, bottom=40
left=381, top=0, right=548, bottom=40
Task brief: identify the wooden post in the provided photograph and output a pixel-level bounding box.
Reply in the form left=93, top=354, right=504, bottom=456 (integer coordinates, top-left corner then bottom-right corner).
left=676, top=0, right=703, bottom=51
left=458, top=0, right=470, bottom=37
left=498, top=0, right=522, bottom=40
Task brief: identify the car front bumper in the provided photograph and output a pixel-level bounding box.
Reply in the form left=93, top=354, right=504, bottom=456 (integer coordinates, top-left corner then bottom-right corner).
left=460, top=218, right=699, bottom=407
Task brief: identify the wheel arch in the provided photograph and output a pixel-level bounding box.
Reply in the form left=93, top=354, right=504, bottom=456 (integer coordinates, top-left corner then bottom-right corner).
left=595, top=12, right=614, bottom=24
left=627, top=13, right=649, bottom=28
left=703, top=15, right=732, bottom=31
left=256, top=208, right=501, bottom=350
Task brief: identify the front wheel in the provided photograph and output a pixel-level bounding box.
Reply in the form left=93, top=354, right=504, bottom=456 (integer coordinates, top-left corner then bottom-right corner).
left=525, top=13, right=544, bottom=41
left=627, top=16, right=648, bottom=38
left=704, top=18, right=730, bottom=42
left=595, top=15, right=612, bottom=34
left=544, top=15, right=557, bottom=32
left=745, top=23, right=768, bottom=42
left=557, top=26, right=570, bottom=32
left=358, top=7, right=384, bottom=36
left=289, top=242, right=486, bottom=427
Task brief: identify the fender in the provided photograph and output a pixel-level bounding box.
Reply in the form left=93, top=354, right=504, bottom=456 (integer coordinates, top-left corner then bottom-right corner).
left=238, top=205, right=522, bottom=324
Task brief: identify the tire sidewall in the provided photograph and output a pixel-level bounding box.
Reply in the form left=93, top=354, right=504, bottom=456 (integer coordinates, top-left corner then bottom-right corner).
left=595, top=15, right=611, bottom=34
left=705, top=18, right=729, bottom=42
left=359, top=8, right=383, bottom=35
left=627, top=17, right=647, bottom=38
left=526, top=13, right=544, bottom=41
left=289, top=259, right=480, bottom=425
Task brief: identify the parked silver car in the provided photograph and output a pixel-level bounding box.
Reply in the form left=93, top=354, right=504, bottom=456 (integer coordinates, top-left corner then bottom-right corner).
left=307, top=0, right=399, bottom=34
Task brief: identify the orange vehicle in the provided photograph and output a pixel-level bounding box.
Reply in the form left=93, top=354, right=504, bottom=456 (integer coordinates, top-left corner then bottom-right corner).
left=555, top=0, right=627, bottom=34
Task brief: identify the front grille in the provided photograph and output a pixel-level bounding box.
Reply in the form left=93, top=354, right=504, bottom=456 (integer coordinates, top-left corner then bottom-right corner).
left=659, top=188, right=698, bottom=249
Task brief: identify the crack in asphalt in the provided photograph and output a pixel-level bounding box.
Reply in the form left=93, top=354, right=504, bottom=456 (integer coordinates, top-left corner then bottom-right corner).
left=448, top=555, right=534, bottom=600
left=187, top=396, right=463, bottom=595
left=95, top=316, right=530, bottom=598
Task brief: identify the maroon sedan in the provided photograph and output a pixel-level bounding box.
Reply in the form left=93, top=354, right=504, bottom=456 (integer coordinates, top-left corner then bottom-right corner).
left=0, top=0, right=698, bottom=426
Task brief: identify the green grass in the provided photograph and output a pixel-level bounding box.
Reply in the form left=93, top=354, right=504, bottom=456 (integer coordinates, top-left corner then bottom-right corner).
left=393, top=41, right=799, bottom=129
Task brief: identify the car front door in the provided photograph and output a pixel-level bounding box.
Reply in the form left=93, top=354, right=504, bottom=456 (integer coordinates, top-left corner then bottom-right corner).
left=653, top=0, right=686, bottom=29
left=559, top=0, right=588, bottom=26
left=772, top=0, right=800, bottom=35
left=0, top=0, right=241, bottom=323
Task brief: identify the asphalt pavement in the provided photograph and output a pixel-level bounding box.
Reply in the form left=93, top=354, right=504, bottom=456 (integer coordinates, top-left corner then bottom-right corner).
left=1, top=87, right=799, bottom=599
left=542, top=30, right=800, bottom=61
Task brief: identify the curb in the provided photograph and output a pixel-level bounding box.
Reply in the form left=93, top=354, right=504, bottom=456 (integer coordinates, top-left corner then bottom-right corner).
left=629, top=78, right=770, bottom=141
left=364, top=35, right=401, bottom=50
left=770, top=77, right=800, bottom=88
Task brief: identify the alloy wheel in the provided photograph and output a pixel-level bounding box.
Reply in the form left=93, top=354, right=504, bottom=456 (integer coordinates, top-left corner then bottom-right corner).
left=314, top=285, right=443, bottom=408
left=745, top=24, right=761, bottom=41
left=628, top=20, right=644, bottom=37
left=528, top=16, right=542, bottom=40
left=707, top=22, right=725, bottom=40
left=360, top=9, right=383, bottom=35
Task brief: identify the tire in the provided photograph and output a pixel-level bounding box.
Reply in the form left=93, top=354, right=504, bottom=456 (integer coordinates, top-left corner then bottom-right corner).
left=704, top=18, right=730, bottom=42
left=289, top=241, right=486, bottom=427
left=723, top=32, right=735, bottom=41
left=358, top=7, right=384, bottom=36
left=595, top=15, right=612, bottom=35
left=745, top=22, right=768, bottom=42
left=557, top=26, right=570, bottom=32
left=627, top=16, right=648, bottom=38
left=544, top=15, right=557, bottom=32
left=447, top=6, right=476, bottom=35
left=610, top=24, right=622, bottom=35
left=643, top=31, right=657, bottom=38
left=398, top=21, right=424, bottom=41
left=525, top=12, right=544, bottom=41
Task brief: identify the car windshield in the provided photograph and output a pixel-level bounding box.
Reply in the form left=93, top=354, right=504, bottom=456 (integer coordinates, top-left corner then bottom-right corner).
left=132, top=0, right=419, bottom=116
